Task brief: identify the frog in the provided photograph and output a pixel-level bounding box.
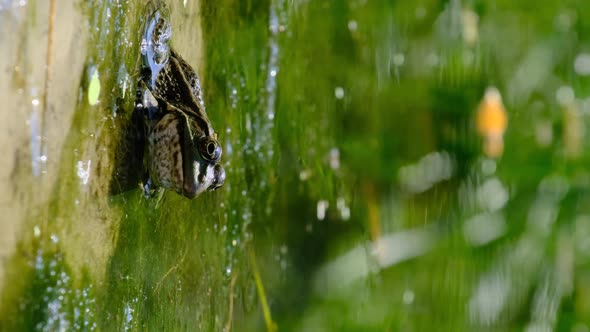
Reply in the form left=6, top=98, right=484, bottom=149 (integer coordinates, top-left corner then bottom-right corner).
left=136, top=4, right=225, bottom=199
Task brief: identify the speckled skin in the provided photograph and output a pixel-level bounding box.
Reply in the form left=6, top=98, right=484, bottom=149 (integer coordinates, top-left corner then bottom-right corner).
left=137, top=7, right=225, bottom=199
left=148, top=113, right=184, bottom=193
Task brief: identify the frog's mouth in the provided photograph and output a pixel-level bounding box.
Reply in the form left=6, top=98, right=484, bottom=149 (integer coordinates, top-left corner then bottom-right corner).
left=182, top=160, right=224, bottom=198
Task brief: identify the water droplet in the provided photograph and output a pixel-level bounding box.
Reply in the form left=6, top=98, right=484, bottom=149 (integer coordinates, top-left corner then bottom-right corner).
left=574, top=53, right=590, bottom=76
left=337, top=197, right=351, bottom=220
left=403, top=289, right=415, bottom=304
left=392, top=53, right=405, bottom=66
left=299, top=169, right=311, bottom=181
left=317, top=200, right=329, bottom=220
left=334, top=87, right=345, bottom=99
left=76, top=160, right=92, bottom=185
left=481, top=159, right=496, bottom=176
left=329, top=148, right=340, bottom=170
left=140, top=39, right=148, bottom=54
left=426, top=52, right=439, bottom=67
left=88, top=68, right=100, bottom=106
left=556, top=85, right=575, bottom=106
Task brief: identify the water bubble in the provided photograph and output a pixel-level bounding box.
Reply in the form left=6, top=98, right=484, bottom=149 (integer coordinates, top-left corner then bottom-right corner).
left=140, top=39, right=148, bottom=55
left=464, top=212, right=507, bottom=246
left=426, top=52, right=440, bottom=67
left=556, top=85, right=575, bottom=106
left=317, top=200, right=329, bottom=220
left=334, top=87, right=345, bottom=99
left=299, top=169, right=311, bottom=181
left=117, top=64, right=130, bottom=98
left=124, top=303, right=134, bottom=324
left=403, top=289, right=415, bottom=304
left=469, top=271, right=510, bottom=325
left=574, top=53, right=590, bottom=76
left=337, top=197, right=351, bottom=220
left=399, top=151, right=454, bottom=193
left=392, top=53, right=405, bottom=66
left=462, top=9, right=479, bottom=45
left=329, top=148, right=340, bottom=170
left=481, top=159, right=496, bottom=176
left=555, top=12, right=574, bottom=32
left=477, top=178, right=509, bottom=212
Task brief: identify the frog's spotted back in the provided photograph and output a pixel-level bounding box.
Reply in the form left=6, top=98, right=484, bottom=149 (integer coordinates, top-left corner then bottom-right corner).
left=136, top=3, right=225, bottom=199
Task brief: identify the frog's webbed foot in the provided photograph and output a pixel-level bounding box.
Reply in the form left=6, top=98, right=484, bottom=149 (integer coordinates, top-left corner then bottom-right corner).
left=143, top=178, right=165, bottom=207
left=143, top=178, right=162, bottom=198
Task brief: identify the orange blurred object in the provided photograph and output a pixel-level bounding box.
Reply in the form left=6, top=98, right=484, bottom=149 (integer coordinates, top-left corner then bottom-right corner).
left=476, top=87, right=508, bottom=158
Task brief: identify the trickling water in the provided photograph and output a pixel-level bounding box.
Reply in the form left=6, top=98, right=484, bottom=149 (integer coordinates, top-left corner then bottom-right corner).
left=29, top=90, right=42, bottom=176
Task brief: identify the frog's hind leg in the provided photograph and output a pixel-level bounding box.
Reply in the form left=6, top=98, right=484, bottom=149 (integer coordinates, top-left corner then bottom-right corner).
left=140, top=1, right=172, bottom=88
left=170, top=49, right=206, bottom=109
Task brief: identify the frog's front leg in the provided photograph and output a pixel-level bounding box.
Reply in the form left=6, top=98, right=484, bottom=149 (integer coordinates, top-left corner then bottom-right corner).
left=136, top=76, right=164, bottom=123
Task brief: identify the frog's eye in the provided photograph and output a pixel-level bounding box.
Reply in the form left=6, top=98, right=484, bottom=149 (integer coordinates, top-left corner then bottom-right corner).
left=208, top=164, right=226, bottom=191
left=198, top=136, right=222, bottom=162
